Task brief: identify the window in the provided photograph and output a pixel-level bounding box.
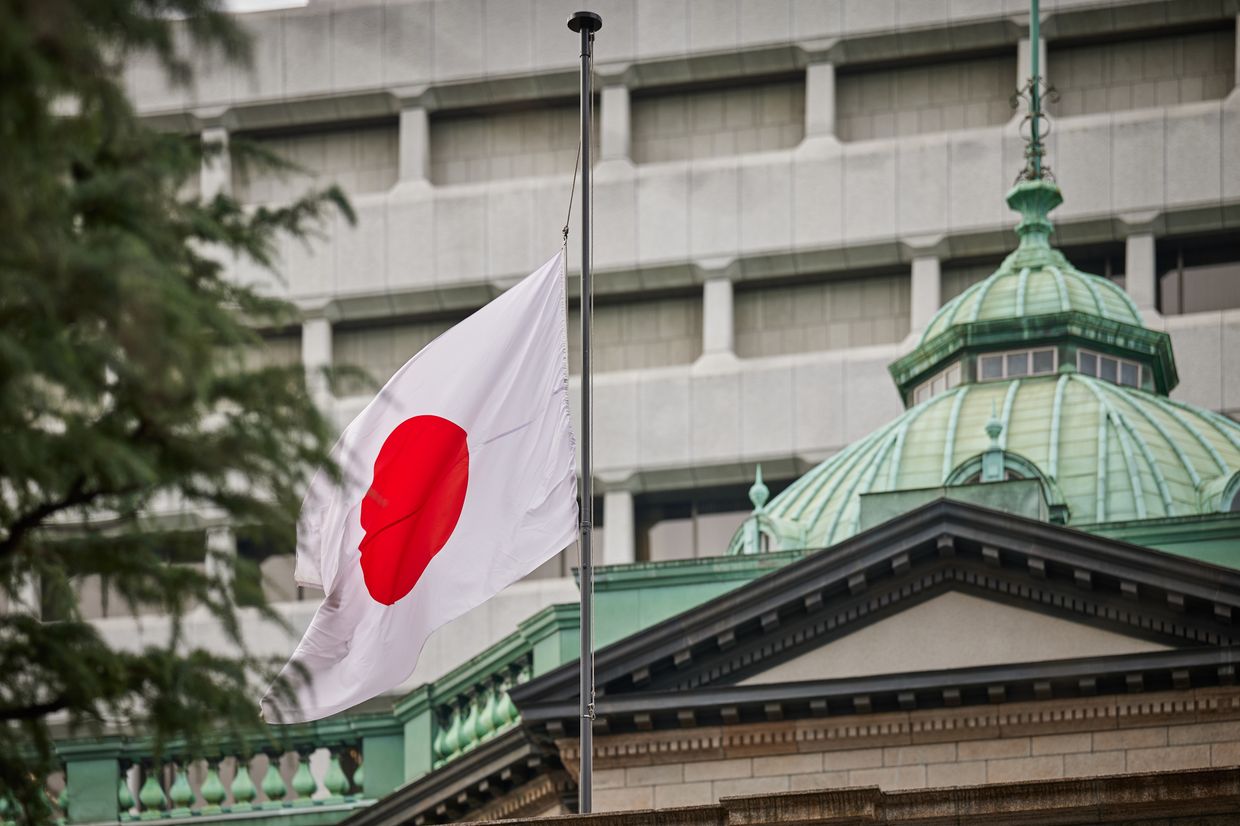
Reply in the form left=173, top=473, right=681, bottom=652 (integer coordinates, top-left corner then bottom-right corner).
left=977, top=348, right=1057, bottom=383
left=1077, top=348, right=1142, bottom=389
left=1157, top=234, right=1240, bottom=315
left=636, top=481, right=790, bottom=562
left=913, top=362, right=962, bottom=405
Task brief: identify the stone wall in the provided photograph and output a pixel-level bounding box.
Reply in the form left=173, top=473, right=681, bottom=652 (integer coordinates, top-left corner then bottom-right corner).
left=940, top=261, right=998, bottom=303
left=333, top=316, right=460, bottom=394
left=567, top=295, right=703, bottom=374
left=578, top=688, right=1240, bottom=812
left=734, top=274, right=910, bottom=357
left=232, top=123, right=398, bottom=203
left=836, top=54, right=1016, bottom=142
left=472, top=768, right=1240, bottom=826
left=631, top=78, right=805, bottom=164
left=1050, top=28, right=1235, bottom=118
left=430, top=104, right=579, bottom=185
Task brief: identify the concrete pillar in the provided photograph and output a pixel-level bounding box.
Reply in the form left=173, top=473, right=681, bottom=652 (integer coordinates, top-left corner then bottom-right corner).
left=702, top=278, right=735, bottom=356
left=1125, top=232, right=1158, bottom=312
left=805, top=61, right=836, bottom=138
left=302, top=316, right=333, bottom=403
left=200, top=126, right=231, bottom=199
left=1017, top=36, right=1048, bottom=87
left=910, top=256, right=942, bottom=332
left=17, top=575, right=40, bottom=617
left=600, top=84, right=631, bottom=162
left=205, top=526, right=236, bottom=596
left=399, top=105, right=430, bottom=182
left=1236, top=14, right=1240, bottom=87
left=603, top=490, right=635, bottom=566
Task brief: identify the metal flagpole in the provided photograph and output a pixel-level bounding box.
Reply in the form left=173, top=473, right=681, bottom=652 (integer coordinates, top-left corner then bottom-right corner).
left=567, top=8, right=601, bottom=815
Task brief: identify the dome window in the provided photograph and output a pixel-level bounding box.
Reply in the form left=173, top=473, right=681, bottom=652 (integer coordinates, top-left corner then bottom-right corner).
left=1077, top=349, right=1141, bottom=388
left=913, top=363, right=962, bottom=404
left=978, top=348, right=1056, bottom=382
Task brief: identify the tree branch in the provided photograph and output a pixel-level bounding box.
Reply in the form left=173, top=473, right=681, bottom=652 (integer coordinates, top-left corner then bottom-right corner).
left=0, top=696, right=69, bottom=722
left=0, top=477, right=89, bottom=560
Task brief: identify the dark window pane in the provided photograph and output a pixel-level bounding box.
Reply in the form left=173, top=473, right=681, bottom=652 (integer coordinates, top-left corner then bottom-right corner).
left=981, top=355, right=1004, bottom=380
left=1006, top=352, right=1029, bottom=377
left=1120, top=362, right=1139, bottom=387
left=1100, top=357, right=1118, bottom=383
left=1157, top=234, right=1240, bottom=315
left=1032, top=349, right=1055, bottom=374
left=1079, top=352, right=1097, bottom=376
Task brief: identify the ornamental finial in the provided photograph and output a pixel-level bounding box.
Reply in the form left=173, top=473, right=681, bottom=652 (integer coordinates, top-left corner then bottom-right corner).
left=1011, top=0, right=1058, bottom=184
left=985, top=400, right=1003, bottom=448
left=749, top=464, right=769, bottom=511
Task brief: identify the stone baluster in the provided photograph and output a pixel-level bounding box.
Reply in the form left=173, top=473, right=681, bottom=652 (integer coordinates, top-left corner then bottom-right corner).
left=167, top=760, right=194, bottom=816
left=431, top=709, right=449, bottom=768
left=230, top=755, right=257, bottom=811
left=291, top=749, right=318, bottom=806
left=53, top=775, right=69, bottom=824
left=199, top=758, right=226, bottom=814
left=443, top=699, right=464, bottom=759
left=461, top=691, right=481, bottom=752
left=322, top=748, right=349, bottom=802
left=260, top=753, right=286, bottom=808
left=477, top=685, right=497, bottom=744
left=117, top=772, right=135, bottom=819
left=136, top=763, right=166, bottom=820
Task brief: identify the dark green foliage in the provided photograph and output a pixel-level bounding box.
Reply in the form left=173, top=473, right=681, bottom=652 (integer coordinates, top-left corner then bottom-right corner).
left=0, top=0, right=353, bottom=817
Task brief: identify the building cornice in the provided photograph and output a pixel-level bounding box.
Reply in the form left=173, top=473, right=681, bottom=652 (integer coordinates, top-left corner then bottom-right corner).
left=550, top=684, right=1240, bottom=770
left=513, top=500, right=1240, bottom=716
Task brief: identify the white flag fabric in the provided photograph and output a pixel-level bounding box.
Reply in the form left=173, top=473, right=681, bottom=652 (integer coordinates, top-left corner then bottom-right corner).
left=262, top=251, right=578, bottom=723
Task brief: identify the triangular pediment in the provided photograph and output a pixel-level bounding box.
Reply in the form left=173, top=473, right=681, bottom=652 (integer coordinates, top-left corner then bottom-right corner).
left=737, top=590, right=1171, bottom=686
left=513, top=500, right=1240, bottom=736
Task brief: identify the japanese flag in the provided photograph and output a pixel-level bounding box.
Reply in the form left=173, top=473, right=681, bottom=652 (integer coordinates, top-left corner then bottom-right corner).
left=262, top=251, right=578, bottom=722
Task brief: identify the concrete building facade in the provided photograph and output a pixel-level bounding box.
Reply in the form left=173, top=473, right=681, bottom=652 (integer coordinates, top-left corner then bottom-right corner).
left=110, top=0, right=1240, bottom=709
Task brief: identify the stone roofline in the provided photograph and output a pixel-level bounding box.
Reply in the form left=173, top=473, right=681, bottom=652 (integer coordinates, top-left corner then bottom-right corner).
left=455, top=767, right=1240, bottom=826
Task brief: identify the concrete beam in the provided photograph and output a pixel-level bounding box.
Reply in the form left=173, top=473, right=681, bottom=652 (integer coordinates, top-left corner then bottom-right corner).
left=205, top=526, right=236, bottom=594
left=1125, top=232, right=1157, bottom=313
left=302, top=317, right=331, bottom=404
left=600, top=84, right=631, bottom=163
left=200, top=126, right=230, bottom=199
left=805, top=61, right=836, bottom=138
left=399, top=105, right=430, bottom=183
left=603, top=490, right=635, bottom=566
left=910, top=256, right=942, bottom=332
left=702, top=278, right=735, bottom=357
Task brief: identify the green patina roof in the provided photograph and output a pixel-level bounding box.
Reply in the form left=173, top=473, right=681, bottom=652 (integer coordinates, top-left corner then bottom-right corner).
left=919, top=185, right=1143, bottom=346
left=745, top=374, right=1240, bottom=551
left=730, top=178, right=1240, bottom=559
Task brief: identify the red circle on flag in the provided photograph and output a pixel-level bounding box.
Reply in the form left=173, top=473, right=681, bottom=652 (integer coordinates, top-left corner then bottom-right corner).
left=359, top=415, right=469, bottom=606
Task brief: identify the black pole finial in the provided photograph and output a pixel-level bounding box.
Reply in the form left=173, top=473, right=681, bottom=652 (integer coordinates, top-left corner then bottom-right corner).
left=567, top=11, right=602, bottom=33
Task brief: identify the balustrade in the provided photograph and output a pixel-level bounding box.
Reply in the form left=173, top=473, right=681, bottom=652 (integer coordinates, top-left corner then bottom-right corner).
left=114, top=744, right=364, bottom=821
left=431, top=662, right=526, bottom=768
left=0, top=772, right=69, bottom=826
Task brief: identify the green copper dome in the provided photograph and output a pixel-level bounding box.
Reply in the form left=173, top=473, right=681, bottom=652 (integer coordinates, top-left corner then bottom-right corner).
left=922, top=188, right=1140, bottom=344
left=730, top=177, right=1240, bottom=559
left=732, top=374, right=1240, bottom=552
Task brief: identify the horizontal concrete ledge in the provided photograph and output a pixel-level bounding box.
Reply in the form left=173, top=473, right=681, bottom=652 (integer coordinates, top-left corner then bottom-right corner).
left=125, top=0, right=1236, bottom=119
left=226, top=99, right=1240, bottom=314
left=327, top=309, right=1240, bottom=491
left=457, top=767, right=1240, bottom=826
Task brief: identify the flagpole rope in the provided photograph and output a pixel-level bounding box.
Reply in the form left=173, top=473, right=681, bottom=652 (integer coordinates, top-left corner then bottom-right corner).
left=562, top=139, right=582, bottom=243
